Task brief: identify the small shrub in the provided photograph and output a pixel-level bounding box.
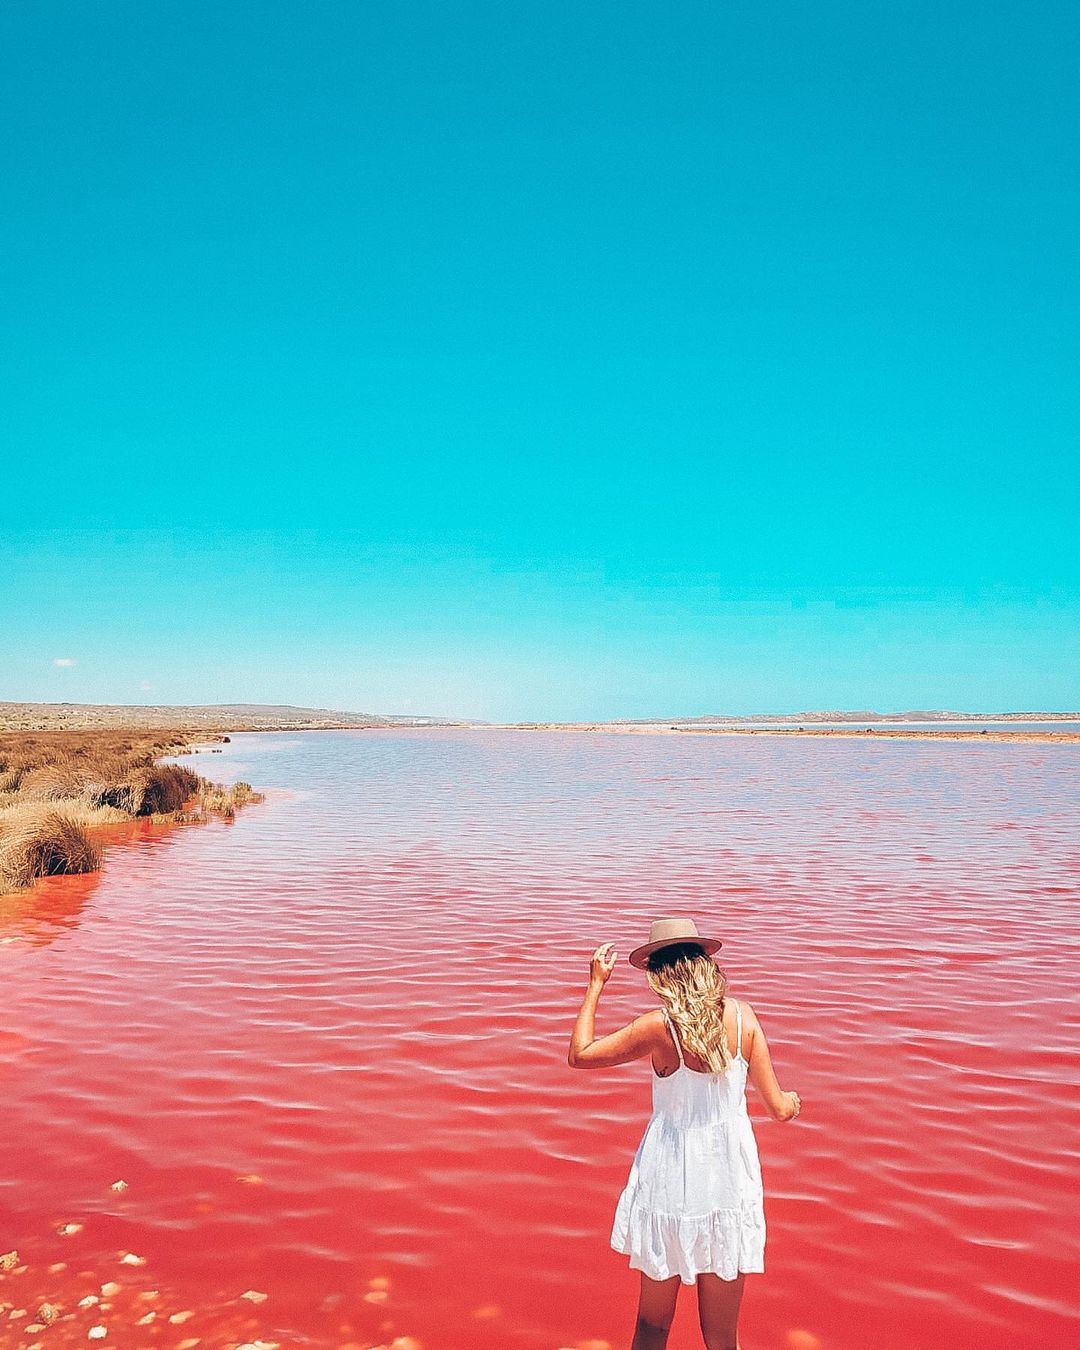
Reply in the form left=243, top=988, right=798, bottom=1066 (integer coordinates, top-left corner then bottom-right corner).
left=97, top=763, right=200, bottom=816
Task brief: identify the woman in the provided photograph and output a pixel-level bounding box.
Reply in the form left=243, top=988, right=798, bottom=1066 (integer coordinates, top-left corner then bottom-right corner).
left=568, top=918, right=801, bottom=1350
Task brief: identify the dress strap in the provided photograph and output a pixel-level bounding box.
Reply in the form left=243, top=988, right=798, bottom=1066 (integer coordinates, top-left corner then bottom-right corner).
left=732, top=999, right=744, bottom=1061
left=662, top=1010, right=684, bottom=1066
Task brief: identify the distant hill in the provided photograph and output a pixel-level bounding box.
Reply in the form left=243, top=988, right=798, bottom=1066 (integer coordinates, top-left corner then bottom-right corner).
left=0, top=702, right=461, bottom=732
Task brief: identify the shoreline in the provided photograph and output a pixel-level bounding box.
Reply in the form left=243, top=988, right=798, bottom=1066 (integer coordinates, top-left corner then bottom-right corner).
left=3, top=704, right=1078, bottom=747
left=0, top=728, right=263, bottom=898
left=495, top=723, right=1080, bottom=743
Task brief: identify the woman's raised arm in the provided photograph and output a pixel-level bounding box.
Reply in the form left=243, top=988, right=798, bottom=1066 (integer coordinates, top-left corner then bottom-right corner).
left=568, top=942, right=665, bottom=1069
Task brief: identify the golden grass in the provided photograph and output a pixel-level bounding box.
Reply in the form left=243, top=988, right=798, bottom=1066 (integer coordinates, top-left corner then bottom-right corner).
left=0, top=799, right=129, bottom=828
left=0, top=729, right=263, bottom=896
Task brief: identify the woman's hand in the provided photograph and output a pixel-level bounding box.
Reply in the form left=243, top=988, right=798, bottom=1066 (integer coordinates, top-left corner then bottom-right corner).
left=590, top=942, right=617, bottom=988
left=784, top=1090, right=802, bottom=1122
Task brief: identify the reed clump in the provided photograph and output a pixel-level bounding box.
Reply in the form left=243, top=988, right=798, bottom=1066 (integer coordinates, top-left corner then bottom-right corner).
left=0, top=730, right=262, bottom=895
left=197, top=780, right=262, bottom=821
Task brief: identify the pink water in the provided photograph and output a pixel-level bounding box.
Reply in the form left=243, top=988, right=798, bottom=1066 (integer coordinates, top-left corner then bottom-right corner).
left=2, top=730, right=1079, bottom=1349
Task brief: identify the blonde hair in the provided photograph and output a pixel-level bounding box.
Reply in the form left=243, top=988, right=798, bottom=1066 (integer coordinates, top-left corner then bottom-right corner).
left=645, top=943, right=731, bottom=1073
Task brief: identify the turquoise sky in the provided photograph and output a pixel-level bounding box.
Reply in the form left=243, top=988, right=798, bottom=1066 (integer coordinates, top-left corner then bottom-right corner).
left=2, top=2, right=1078, bottom=721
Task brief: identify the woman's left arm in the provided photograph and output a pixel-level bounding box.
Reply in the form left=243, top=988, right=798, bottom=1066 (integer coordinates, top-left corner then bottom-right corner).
left=568, top=942, right=662, bottom=1069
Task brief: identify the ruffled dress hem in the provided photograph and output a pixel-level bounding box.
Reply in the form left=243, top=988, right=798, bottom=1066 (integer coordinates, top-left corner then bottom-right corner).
left=610, top=1195, right=766, bottom=1284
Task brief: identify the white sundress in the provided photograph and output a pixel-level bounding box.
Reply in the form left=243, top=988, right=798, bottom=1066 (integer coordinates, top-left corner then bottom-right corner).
left=610, top=1000, right=766, bottom=1284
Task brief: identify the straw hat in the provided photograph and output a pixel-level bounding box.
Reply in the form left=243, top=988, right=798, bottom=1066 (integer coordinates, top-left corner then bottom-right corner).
left=628, top=917, right=723, bottom=969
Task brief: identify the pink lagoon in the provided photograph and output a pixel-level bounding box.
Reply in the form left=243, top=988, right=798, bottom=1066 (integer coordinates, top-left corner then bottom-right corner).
left=2, top=728, right=1078, bottom=1349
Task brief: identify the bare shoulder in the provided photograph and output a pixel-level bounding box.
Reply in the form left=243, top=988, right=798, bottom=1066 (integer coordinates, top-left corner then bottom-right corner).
left=637, top=1008, right=669, bottom=1040
left=729, top=998, right=763, bottom=1055
left=734, top=998, right=762, bottom=1027
left=623, top=1008, right=670, bottom=1054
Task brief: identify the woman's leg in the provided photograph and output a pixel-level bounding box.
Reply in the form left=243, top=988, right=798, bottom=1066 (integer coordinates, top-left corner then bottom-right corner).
left=696, top=1272, right=745, bottom=1350
left=631, top=1272, right=681, bottom=1350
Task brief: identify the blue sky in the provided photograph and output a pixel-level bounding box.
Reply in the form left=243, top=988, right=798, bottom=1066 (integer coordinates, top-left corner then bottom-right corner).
left=2, top=2, right=1078, bottom=721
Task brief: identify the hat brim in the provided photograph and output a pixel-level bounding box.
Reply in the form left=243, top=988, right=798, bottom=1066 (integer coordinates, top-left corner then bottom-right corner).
left=628, top=935, right=723, bottom=969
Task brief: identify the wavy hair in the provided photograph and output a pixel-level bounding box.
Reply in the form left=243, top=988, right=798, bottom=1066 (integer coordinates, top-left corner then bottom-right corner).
left=645, top=942, right=731, bottom=1073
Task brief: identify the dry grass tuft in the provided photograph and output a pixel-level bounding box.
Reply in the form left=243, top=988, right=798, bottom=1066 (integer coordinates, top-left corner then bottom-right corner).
left=0, top=811, right=103, bottom=892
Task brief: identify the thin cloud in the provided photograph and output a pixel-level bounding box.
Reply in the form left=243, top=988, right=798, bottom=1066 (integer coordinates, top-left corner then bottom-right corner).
left=53, top=657, right=77, bottom=668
